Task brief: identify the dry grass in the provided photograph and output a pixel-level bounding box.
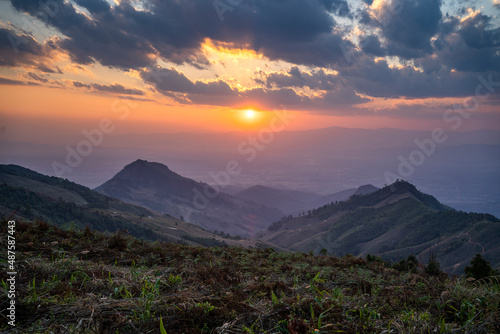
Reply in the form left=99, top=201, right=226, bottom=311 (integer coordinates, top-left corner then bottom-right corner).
left=1, top=220, right=499, bottom=333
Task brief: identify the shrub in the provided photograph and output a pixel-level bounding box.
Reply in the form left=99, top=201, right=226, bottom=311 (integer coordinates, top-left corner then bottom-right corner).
left=464, top=254, right=499, bottom=280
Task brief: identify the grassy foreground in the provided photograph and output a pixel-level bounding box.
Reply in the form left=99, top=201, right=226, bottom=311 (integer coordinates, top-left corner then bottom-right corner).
left=1, top=220, right=499, bottom=333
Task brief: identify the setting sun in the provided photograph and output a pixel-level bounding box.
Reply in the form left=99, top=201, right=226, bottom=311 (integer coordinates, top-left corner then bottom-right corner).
left=245, top=109, right=256, bottom=119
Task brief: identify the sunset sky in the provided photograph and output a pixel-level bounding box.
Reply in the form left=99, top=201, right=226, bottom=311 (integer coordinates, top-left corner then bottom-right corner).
left=1, top=0, right=500, bottom=144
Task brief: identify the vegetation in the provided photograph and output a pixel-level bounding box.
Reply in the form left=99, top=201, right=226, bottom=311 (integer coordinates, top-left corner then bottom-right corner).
left=465, top=254, right=500, bottom=280
left=263, top=181, right=500, bottom=275
left=0, top=183, right=157, bottom=240
left=1, top=220, right=499, bottom=333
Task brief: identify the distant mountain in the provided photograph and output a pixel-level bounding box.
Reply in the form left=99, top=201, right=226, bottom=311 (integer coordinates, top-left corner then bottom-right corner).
left=236, top=184, right=378, bottom=215
left=258, top=180, right=500, bottom=275
left=95, top=160, right=283, bottom=237
left=0, top=164, right=268, bottom=248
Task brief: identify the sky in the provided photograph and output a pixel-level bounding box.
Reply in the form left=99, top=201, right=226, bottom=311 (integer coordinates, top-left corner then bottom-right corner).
left=1, top=0, right=500, bottom=144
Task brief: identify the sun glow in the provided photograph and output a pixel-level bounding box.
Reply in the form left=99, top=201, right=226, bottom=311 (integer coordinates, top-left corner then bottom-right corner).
left=245, top=109, right=256, bottom=119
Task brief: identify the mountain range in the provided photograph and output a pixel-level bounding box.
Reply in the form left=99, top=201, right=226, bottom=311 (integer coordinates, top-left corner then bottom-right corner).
left=1, top=161, right=499, bottom=275
left=94, top=159, right=283, bottom=237
left=3, top=127, right=499, bottom=218
left=258, top=180, right=500, bottom=275
left=0, top=164, right=272, bottom=248
left=235, top=184, right=379, bottom=215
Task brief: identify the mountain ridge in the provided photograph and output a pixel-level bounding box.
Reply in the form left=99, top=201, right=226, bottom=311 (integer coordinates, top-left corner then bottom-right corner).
left=259, top=180, right=500, bottom=275
left=95, top=159, right=283, bottom=237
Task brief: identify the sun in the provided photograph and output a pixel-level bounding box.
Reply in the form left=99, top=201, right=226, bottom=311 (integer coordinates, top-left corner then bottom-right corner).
left=245, top=109, right=256, bottom=119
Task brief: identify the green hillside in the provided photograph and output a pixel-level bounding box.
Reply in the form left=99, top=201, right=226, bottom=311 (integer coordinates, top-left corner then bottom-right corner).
left=260, top=181, right=500, bottom=275
left=0, top=164, right=270, bottom=249
left=1, top=220, right=499, bottom=333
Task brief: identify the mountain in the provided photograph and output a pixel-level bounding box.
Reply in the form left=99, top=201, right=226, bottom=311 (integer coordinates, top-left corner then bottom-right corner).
left=258, top=180, right=500, bottom=275
left=0, top=164, right=270, bottom=248
left=95, top=159, right=283, bottom=237
left=235, top=184, right=378, bottom=215
left=4, top=128, right=499, bottom=217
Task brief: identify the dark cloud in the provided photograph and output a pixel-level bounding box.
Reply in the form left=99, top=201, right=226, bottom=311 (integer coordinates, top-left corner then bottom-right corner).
left=416, top=13, right=500, bottom=73
left=10, top=0, right=352, bottom=69
left=258, top=67, right=340, bottom=91
left=142, top=66, right=368, bottom=112
left=74, top=0, right=110, bottom=14
left=319, top=0, right=352, bottom=18
left=27, top=72, right=48, bottom=83
left=0, top=76, right=25, bottom=86
left=359, top=35, right=386, bottom=57
left=339, top=56, right=500, bottom=99
left=0, top=28, right=44, bottom=67
left=70, top=80, right=145, bottom=95
left=91, top=83, right=146, bottom=96
left=359, top=0, right=442, bottom=59
left=71, top=81, right=90, bottom=89
left=141, top=66, right=238, bottom=105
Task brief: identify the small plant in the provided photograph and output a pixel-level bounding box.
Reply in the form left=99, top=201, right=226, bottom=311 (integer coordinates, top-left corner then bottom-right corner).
left=167, top=273, right=182, bottom=286
left=160, top=317, right=167, bottom=334
left=195, top=302, right=216, bottom=314
left=271, top=291, right=280, bottom=307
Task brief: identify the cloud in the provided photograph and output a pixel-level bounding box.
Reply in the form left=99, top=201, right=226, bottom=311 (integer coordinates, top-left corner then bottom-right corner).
left=0, top=28, right=44, bottom=67
left=10, top=0, right=353, bottom=69
left=429, top=13, right=500, bottom=72
left=359, top=0, right=442, bottom=59
left=0, top=76, right=25, bottom=86
left=91, top=83, right=145, bottom=96
left=5, top=0, right=500, bottom=118
left=338, top=56, right=500, bottom=99
left=71, top=81, right=91, bottom=89
left=73, top=0, right=111, bottom=14
left=27, top=72, right=48, bottom=83
left=258, top=67, right=340, bottom=91
left=142, top=66, right=369, bottom=112
left=70, top=80, right=145, bottom=95
left=0, top=27, right=62, bottom=75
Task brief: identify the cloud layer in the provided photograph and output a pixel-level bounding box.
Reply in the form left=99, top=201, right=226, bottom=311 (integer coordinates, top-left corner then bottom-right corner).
left=2, top=0, right=500, bottom=115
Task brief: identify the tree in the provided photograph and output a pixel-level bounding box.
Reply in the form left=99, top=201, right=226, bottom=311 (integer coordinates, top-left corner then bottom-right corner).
left=465, top=254, right=499, bottom=280
left=425, top=251, right=442, bottom=276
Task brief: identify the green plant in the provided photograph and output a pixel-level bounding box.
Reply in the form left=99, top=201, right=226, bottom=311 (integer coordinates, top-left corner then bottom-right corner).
left=465, top=254, right=499, bottom=280
left=271, top=291, right=280, bottom=307
left=167, top=273, right=182, bottom=286
left=425, top=252, right=442, bottom=276
left=160, top=317, right=167, bottom=334
left=195, top=302, right=216, bottom=314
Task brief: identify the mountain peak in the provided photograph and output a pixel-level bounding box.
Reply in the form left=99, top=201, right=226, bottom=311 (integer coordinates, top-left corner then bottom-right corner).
left=125, top=159, right=171, bottom=171
left=354, top=184, right=379, bottom=196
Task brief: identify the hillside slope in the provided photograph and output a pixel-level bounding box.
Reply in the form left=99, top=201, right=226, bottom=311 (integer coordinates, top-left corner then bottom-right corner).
left=0, top=164, right=270, bottom=248
left=95, top=160, right=283, bottom=237
left=235, top=184, right=378, bottom=215
left=258, top=181, right=500, bottom=275
left=2, top=220, right=499, bottom=333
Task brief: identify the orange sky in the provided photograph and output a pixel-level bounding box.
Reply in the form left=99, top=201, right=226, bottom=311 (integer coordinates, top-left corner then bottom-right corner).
left=1, top=0, right=499, bottom=145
